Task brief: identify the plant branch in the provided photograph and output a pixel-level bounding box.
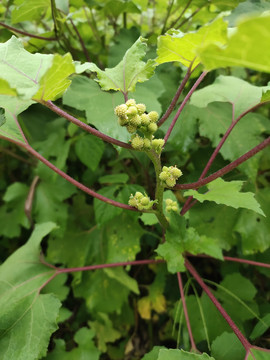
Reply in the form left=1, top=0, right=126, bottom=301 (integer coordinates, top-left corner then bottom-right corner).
left=158, top=64, right=194, bottom=127
left=185, top=258, right=252, bottom=352
left=0, top=134, right=138, bottom=211
left=160, top=0, right=175, bottom=34
left=169, top=0, right=193, bottom=30
left=0, top=21, right=57, bottom=41
left=181, top=102, right=268, bottom=215
left=176, top=5, right=205, bottom=30
left=174, top=137, right=270, bottom=190
left=164, top=71, right=208, bottom=144
left=177, top=272, right=198, bottom=352
left=40, top=100, right=132, bottom=149
left=69, top=18, right=91, bottom=62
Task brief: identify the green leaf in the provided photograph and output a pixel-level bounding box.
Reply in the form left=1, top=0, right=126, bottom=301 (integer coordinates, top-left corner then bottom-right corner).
left=218, top=273, right=257, bottom=301
left=75, top=134, right=105, bottom=171
left=86, top=37, right=156, bottom=92
left=140, top=212, right=159, bottom=226
left=185, top=178, right=265, bottom=216
left=99, top=173, right=129, bottom=184
left=233, top=188, right=270, bottom=254
left=156, top=241, right=185, bottom=273
left=250, top=313, right=270, bottom=340
left=33, top=54, right=75, bottom=101
left=104, top=267, right=139, bottom=294
left=190, top=76, right=270, bottom=118
left=141, top=346, right=166, bottom=360
left=0, top=78, right=17, bottom=96
left=211, top=332, right=245, bottom=360
left=198, top=15, right=270, bottom=73
left=0, top=222, right=61, bottom=360
left=156, top=18, right=227, bottom=70
left=157, top=348, right=215, bottom=359
left=11, top=0, right=50, bottom=23
left=0, top=107, right=5, bottom=126
left=94, top=185, right=123, bottom=226
left=247, top=348, right=270, bottom=360
left=226, top=0, right=270, bottom=26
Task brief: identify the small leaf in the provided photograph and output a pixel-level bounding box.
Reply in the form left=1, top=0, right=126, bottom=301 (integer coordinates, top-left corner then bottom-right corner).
left=247, top=348, right=270, bottom=360
left=157, top=348, right=215, bottom=359
left=85, top=37, right=156, bottom=92
left=211, top=332, right=245, bottom=360
left=11, top=0, right=50, bottom=23
left=99, top=173, right=129, bottom=184
left=0, top=78, right=17, bottom=96
left=198, top=15, right=270, bottom=73
left=75, top=134, right=105, bottom=171
left=156, top=18, right=227, bottom=70
left=185, top=178, right=265, bottom=216
left=250, top=313, right=270, bottom=340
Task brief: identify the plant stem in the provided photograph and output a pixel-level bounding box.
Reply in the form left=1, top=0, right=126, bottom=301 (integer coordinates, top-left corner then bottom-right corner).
left=185, top=259, right=252, bottom=352
left=0, top=134, right=138, bottom=211
left=169, top=0, right=193, bottom=30
left=177, top=272, right=198, bottom=352
left=164, top=71, right=208, bottom=144
left=0, top=21, right=57, bottom=40
left=146, top=150, right=169, bottom=229
left=174, top=137, right=270, bottom=190
left=158, top=64, right=193, bottom=127
left=160, top=0, right=175, bottom=34
left=69, top=18, right=91, bottom=62
left=40, top=100, right=132, bottom=149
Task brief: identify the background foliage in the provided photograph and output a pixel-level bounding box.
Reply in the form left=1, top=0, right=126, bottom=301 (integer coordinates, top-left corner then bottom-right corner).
left=0, top=1, right=269, bottom=359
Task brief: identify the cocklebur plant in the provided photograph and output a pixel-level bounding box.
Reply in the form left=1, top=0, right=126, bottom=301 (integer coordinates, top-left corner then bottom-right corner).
left=0, top=5, right=270, bottom=360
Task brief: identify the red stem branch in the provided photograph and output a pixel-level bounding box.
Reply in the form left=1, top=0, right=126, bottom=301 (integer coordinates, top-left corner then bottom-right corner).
left=175, top=137, right=270, bottom=190
left=164, top=71, right=208, bottom=144
left=0, top=21, right=57, bottom=41
left=69, top=18, right=91, bottom=62
left=158, top=65, right=193, bottom=127
left=40, top=100, right=132, bottom=150
left=0, top=134, right=137, bottom=211
left=177, top=272, right=198, bottom=352
left=185, top=259, right=252, bottom=352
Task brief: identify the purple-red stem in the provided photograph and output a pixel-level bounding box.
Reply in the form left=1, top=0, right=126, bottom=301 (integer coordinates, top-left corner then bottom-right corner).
left=0, top=134, right=138, bottom=211
left=177, top=272, right=198, bottom=352
left=175, top=137, right=270, bottom=190
left=185, top=258, right=252, bottom=352
left=158, top=65, right=193, bottom=127
left=181, top=102, right=268, bottom=215
left=169, top=0, right=193, bottom=30
left=164, top=71, right=208, bottom=144
left=69, top=18, right=91, bottom=62
left=41, top=100, right=132, bottom=150
left=0, top=21, right=57, bottom=41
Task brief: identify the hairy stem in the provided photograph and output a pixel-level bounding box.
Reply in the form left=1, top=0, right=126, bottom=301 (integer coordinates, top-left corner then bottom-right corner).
left=164, top=71, right=208, bottom=144
left=158, top=64, right=193, bottom=127
left=177, top=272, right=198, bottom=352
left=40, top=100, right=132, bottom=149
left=175, top=137, right=270, bottom=190
left=0, top=21, right=57, bottom=40
left=185, top=259, right=252, bottom=352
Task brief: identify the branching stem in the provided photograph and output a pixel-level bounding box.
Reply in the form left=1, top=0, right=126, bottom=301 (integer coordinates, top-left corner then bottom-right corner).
left=0, top=21, right=57, bottom=40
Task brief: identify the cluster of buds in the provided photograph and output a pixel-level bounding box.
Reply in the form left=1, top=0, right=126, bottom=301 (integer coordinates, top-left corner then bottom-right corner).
left=159, top=166, right=183, bottom=188
left=165, top=199, right=178, bottom=213
left=128, top=191, right=156, bottom=211
left=115, top=99, right=164, bottom=152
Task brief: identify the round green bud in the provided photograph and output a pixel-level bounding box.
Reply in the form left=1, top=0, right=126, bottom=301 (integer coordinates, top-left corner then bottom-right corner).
left=141, top=113, right=150, bottom=126
left=137, top=204, right=144, bottom=211
left=162, top=166, right=169, bottom=172
left=141, top=197, right=150, bottom=206
left=170, top=166, right=182, bottom=178
left=130, top=114, right=141, bottom=127
left=128, top=197, right=137, bottom=207
left=118, top=117, right=128, bottom=126
left=165, top=178, right=176, bottom=187
left=126, top=106, right=138, bottom=117
left=148, top=111, right=159, bottom=123
left=136, top=103, right=146, bottom=115
left=127, top=124, right=137, bottom=133
left=135, top=191, right=144, bottom=199
left=166, top=206, right=172, bottom=212
left=126, top=99, right=136, bottom=107
left=172, top=206, right=178, bottom=212
left=165, top=199, right=173, bottom=206
left=148, top=122, right=158, bottom=134
left=143, top=138, right=151, bottom=149
left=152, top=139, right=164, bottom=147
left=159, top=171, right=168, bottom=181
left=131, top=135, right=144, bottom=150
left=114, top=104, right=128, bottom=117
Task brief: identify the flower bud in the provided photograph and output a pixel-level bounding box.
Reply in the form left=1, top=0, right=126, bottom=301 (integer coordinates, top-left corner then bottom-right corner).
left=148, top=111, right=159, bottom=123
left=115, top=104, right=128, bottom=117
left=131, top=135, right=144, bottom=150
left=126, top=99, right=136, bottom=107
left=136, top=103, right=146, bottom=115
left=148, top=123, right=158, bottom=134
left=141, top=113, right=150, bottom=126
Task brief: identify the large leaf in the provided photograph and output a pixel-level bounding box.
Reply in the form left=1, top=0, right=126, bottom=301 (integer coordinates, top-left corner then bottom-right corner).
left=156, top=18, right=227, bottom=69
left=190, top=76, right=270, bottom=118
left=11, top=0, right=50, bottom=24
left=0, top=223, right=61, bottom=360
left=211, top=332, right=245, bottom=360
left=75, top=134, right=105, bottom=171
left=84, top=37, right=156, bottom=92
left=198, top=15, right=270, bottom=73
left=157, top=349, right=215, bottom=359
left=185, top=178, right=264, bottom=216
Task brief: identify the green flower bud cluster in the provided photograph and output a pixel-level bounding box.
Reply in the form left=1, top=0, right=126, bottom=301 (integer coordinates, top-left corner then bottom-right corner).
left=128, top=191, right=156, bottom=211
left=159, top=166, right=183, bottom=188
left=115, top=99, right=162, bottom=151
left=165, top=199, right=178, bottom=213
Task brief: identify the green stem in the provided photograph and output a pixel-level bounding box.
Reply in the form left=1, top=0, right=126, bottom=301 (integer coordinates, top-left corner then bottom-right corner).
left=146, top=150, right=169, bottom=229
